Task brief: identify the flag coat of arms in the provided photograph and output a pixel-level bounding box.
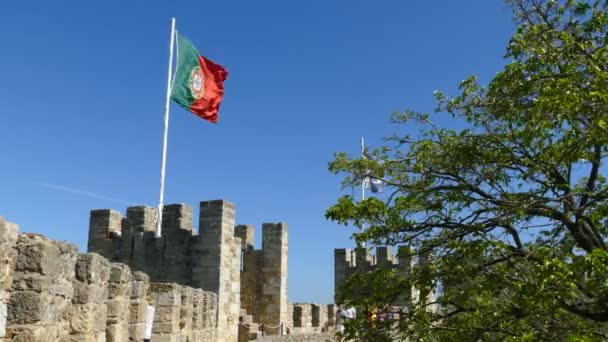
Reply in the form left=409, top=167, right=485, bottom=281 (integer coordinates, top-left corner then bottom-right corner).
left=171, top=32, right=228, bottom=123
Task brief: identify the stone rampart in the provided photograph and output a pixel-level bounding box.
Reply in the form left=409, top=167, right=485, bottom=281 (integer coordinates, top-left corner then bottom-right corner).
left=88, top=199, right=290, bottom=340
left=334, top=246, right=435, bottom=307
left=1, top=197, right=302, bottom=342
left=0, top=217, right=18, bottom=339
left=0, top=217, right=218, bottom=341
left=254, top=333, right=334, bottom=342
left=237, top=223, right=288, bottom=335
left=286, top=304, right=335, bottom=335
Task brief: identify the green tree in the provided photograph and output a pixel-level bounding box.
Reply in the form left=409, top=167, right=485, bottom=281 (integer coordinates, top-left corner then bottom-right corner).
left=327, top=1, right=608, bottom=340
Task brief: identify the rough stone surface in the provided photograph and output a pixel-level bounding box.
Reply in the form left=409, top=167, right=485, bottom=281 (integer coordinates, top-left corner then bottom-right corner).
left=334, top=245, right=434, bottom=306
left=0, top=217, right=18, bottom=339
left=0, top=220, right=219, bottom=342
left=286, top=304, right=335, bottom=335
left=239, top=223, right=288, bottom=336
left=5, top=233, right=79, bottom=341
left=254, top=333, right=335, bottom=342
left=86, top=200, right=295, bottom=341
left=1, top=198, right=336, bottom=342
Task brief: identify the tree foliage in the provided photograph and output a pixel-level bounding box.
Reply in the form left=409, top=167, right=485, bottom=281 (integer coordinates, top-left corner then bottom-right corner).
left=327, top=1, right=608, bottom=340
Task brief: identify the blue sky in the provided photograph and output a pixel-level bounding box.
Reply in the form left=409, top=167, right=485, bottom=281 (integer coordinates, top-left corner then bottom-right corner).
left=0, top=1, right=514, bottom=303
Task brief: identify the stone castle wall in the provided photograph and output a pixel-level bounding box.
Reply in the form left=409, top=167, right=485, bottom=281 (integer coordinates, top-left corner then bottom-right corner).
left=236, top=223, right=288, bottom=334
left=87, top=199, right=290, bottom=340
left=286, top=304, right=335, bottom=335
left=239, top=303, right=336, bottom=341
left=254, top=333, right=334, bottom=342
left=0, top=216, right=218, bottom=342
left=0, top=198, right=338, bottom=342
left=334, top=246, right=410, bottom=302
left=334, top=246, right=434, bottom=307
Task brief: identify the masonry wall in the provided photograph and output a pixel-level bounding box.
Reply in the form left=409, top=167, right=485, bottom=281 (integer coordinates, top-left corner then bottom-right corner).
left=287, top=304, right=335, bottom=335
left=334, top=246, right=434, bottom=307
left=235, top=225, right=258, bottom=321
left=238, top=223, right=288, bottom=335
left=254, top=333, right=335, bottom=342
left=194, top=200, right=241, bottom=341
left=0, top=217, right=218, bottom=342
left=0, top=217, right=18, bottom=340
left=87, top=199, right=291, bottom=341
left=88, top=200, right=242, bottom=342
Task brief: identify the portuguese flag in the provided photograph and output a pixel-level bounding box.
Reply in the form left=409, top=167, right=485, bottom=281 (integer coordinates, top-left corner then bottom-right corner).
left=171, top=32, right=228, bottom=123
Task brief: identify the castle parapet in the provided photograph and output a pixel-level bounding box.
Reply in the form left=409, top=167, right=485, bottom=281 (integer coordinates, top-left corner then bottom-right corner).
left=86, top=200, right=241, bottom=341
left=288, top=303, right=336, bottom=334
left=334, top=244, right=435, bottom=309
left=86, top=199, right=290, bottom=341
left=238, top=222, right=288, bottom=335
left=0, top=219, right=219, bottom=341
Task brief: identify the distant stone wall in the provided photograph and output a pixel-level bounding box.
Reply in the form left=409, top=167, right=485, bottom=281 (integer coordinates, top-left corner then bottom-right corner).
left=254, top=332, right=335, bottom=342
left=334, top=246, right=436, bottom=310
left=286, top=304, right=335, bottom=335
left=0, top=217, right=218, bottom=341
left=334, top=246, right=412, bottom=302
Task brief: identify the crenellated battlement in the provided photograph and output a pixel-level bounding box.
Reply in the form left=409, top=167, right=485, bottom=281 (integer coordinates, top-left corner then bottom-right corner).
left=334, top=246, right=412, bottom=287
left=237, top=223, right=289, bottom=333
left=334, top=245, right=434, bottom=306
left=0, top=216, right=219, bottom=341
left=88, top=202, right=232, bottom=284
left=87, top=199, right=289, bottom=339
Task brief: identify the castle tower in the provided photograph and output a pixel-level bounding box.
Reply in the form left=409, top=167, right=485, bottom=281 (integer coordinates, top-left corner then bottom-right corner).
left=192, top=200, right=241, bottom=341
left=259, top=223, right=288, bottom=333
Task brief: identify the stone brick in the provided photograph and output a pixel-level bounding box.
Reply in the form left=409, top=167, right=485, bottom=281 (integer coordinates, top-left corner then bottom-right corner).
left=152, top=321, right=178, bottom=334
left=109, top=263, right=131, bottom=283
left=161, top=204, right=193, bottom=233
left=11, top=273, right=49, bottom=293
left=234, top=225, right=254, bottom=250
left=14, top=238, right=60, bottom=275
left=69, top=306, right=96, bottom=334
left=128, top=323, right=145, bottom=341
left=8, top=291, right=47, bottom=325
left=75, top=253, right=111, bottom=285
left=0, top=217, right=19, bottom=243
left=106, top=323, right=127, bottom=342
left=88, top=209, right=122, bottom=254
left=124, top=206, right=157, bottom=233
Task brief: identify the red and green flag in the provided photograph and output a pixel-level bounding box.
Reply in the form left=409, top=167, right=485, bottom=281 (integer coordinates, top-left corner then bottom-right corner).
left=171, top=32, right=228, bottom=123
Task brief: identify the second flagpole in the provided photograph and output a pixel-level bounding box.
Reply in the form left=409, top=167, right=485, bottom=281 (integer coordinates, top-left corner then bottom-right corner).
left=156, top=17, right=176, bottom=237
left=361, top=136, right=365, bottom=201
left=360, top=136, right=367, bottom=248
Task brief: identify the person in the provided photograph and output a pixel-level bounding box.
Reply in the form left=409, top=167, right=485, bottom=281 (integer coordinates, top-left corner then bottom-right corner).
left=345, top=305, right=357, bottom=320
left=143, top=289, right=155, bottom=342
left=335, top=304, right=345, bottom=333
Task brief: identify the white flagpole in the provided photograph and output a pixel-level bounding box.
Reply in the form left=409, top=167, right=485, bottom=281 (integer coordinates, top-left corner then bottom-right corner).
left=360, top=136, right=366, bottom=248
left=361, top=136, right=365, bottom=201
left=156, top=17, right=176, bottom=237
